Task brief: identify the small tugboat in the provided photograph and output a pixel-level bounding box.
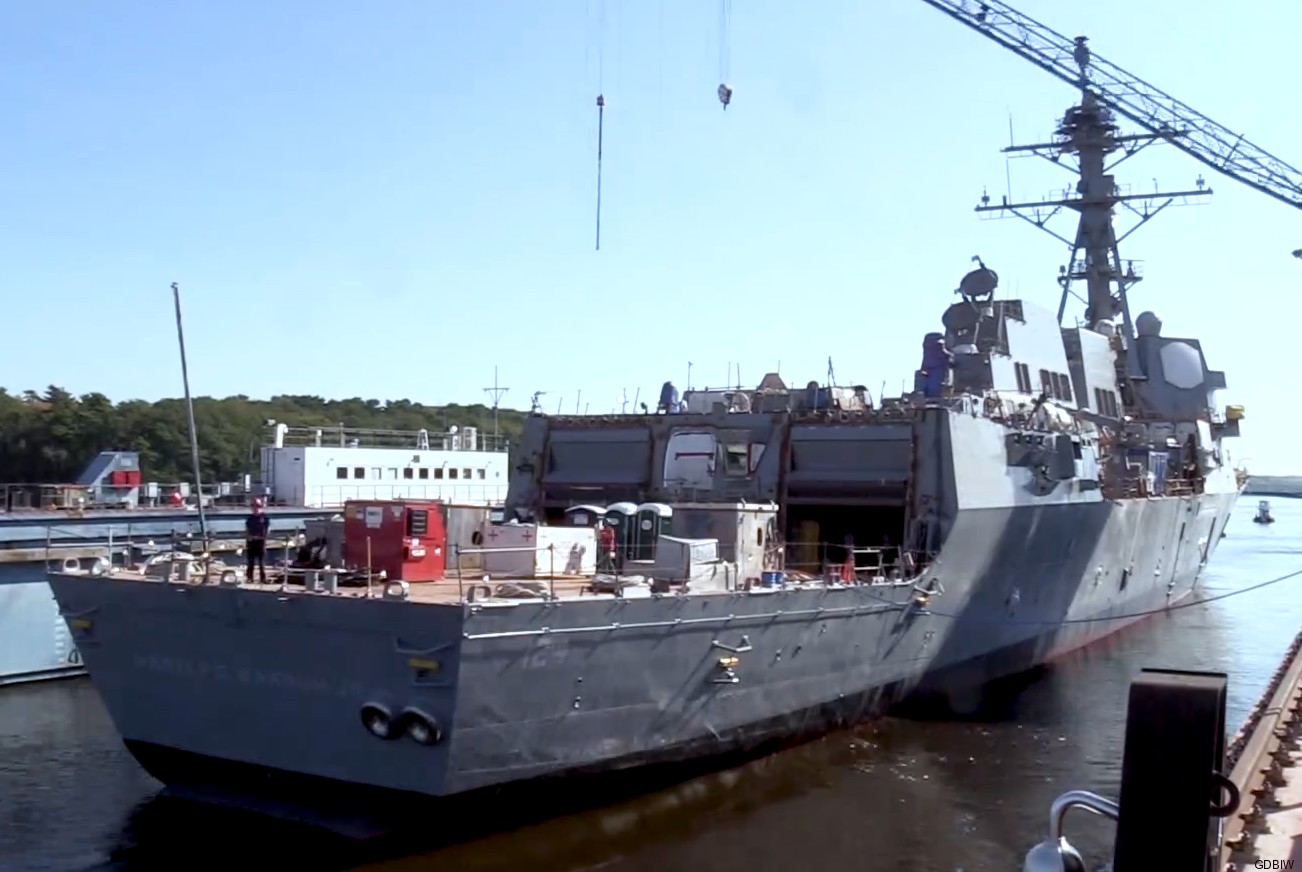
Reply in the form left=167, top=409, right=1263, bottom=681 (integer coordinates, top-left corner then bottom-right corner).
left=1253, top=499, right=1275, bottom=525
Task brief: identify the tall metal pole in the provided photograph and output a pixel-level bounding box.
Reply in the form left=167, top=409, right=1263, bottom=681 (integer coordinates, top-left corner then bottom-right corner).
left=171, top=282, right=208, bottom=546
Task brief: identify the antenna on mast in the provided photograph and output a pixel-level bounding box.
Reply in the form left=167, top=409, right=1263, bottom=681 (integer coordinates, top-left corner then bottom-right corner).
left=973, top=38, right=1212, bottom=381
left=483, top=366, right=510, bottom=442
left=171, top=282, right=208, bottom=548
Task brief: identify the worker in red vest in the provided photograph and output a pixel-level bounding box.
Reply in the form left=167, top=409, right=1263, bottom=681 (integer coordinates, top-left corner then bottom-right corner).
left=597, top=521, right=617, bottom=574
left=841, top=533, right=857, bottom=584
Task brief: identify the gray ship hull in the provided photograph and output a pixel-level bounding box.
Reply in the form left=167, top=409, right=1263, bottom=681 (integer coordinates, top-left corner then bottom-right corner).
left=0, top=507, right=329, bottom=686
left=46, top=482, right=1236, bottom=810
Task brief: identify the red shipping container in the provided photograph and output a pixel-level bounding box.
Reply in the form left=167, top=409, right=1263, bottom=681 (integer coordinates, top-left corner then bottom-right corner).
left=342, top=499, right=447, bottom=583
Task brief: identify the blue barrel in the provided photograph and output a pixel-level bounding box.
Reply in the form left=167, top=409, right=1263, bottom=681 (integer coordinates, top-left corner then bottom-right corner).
left=760, top=570, right=784, bottom=587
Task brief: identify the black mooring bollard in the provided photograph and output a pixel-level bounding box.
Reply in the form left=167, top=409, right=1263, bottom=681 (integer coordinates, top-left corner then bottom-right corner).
left=1023, top=668, right=1235, bottom=872
left=1112, top=668, right=1230, bottom=872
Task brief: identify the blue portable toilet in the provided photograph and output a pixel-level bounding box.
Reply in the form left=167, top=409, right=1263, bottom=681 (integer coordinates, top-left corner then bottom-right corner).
left=564, top=504, right=606, bottom=528
left=634, top=502, right=673, bottom=560
left=603, top=502, right=639, bottom=561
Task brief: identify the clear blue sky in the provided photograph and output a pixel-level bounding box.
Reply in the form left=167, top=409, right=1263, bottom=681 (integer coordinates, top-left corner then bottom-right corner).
left=3, top=0, right=1296, bottom=473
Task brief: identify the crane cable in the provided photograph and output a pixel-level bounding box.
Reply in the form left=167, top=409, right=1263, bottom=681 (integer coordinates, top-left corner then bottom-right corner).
left=850, top=565, right=1302, bottom=628
left=594, top=0, right=607, bottom=251
left=717, top=0, right=732, bottom=110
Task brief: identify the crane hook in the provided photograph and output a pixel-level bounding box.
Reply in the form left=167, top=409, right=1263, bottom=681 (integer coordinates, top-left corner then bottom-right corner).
left=717, top=83, right=732, bottom=110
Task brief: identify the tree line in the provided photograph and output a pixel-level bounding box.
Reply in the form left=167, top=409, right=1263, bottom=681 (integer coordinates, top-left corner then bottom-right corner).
left=0, top=387, right=527, bottom=485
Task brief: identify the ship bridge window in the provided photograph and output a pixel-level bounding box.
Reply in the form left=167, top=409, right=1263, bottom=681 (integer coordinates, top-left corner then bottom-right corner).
left=1048, top=372, right=1073, bottom=402
left=388, top=468, right=398, bottom=479
left=1039, top=369, right=1051, bottom=395
left=353, top=467, right=365, bottom=479
left=462, top=468, right=472, bottom=480
left=418, top=468, right=429, bottom=480
left=449, top=468, right=458, bottom=479
left=435, top=468, right=445, bottom=479
left=720, top=431, right=752, bottom=478
left=403, top=468, right=414, bottom=479
left=371, top=468, right=381, bottom=479
left=336, top=467, right=348, bottom=479
left=723, top=444, right=750, bottom=476
left=1094, top=388, right=1119, bottom=418
left=1014, top=363, right=1032, bottom=393
left=477, top=469, right=486, bottom=479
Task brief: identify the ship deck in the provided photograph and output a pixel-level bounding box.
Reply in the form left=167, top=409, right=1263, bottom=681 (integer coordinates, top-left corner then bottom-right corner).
left=50, top=565, right=918, bottom=607
left=242, top=576, right=600, bottom=604
left=53, top=567, right=675, bottom=605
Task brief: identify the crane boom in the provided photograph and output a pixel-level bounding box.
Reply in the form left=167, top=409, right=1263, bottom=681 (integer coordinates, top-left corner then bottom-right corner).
left=916, top=0, right=1302, bottom=213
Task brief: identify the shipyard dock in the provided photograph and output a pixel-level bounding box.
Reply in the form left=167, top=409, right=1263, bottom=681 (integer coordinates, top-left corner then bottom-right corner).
left=1222, top=622, right=1302, bottom=869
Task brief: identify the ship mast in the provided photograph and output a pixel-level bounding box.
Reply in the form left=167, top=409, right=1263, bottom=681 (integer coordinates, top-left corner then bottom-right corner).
left=912, top=0, right=1302, bottom=391
left=974, top=37, right=1211, bottom=380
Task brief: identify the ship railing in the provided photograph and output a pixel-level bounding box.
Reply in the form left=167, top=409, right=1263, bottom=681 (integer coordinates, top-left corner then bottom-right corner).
left=445, top=538, right=939, bottom=604
left=32, top=522, right=304, bottom=580
left=0, top=481, right=269, bottom=513
left=0, top=482, right=97, bottom=513
left=450, top=542, right=567, bottom=602
left=778, top=540, right=925, bottom=584
left=301, top=484, right=508, bottom=509
left=274, top=425, right=511, bottom=453
left=28, top=524, right=136, bottom=573
left=1102, top=475, right=1203, bottom=500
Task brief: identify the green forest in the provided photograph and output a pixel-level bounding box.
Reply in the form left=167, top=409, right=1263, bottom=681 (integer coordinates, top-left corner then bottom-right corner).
left=0, top=387, right=528, bottom=485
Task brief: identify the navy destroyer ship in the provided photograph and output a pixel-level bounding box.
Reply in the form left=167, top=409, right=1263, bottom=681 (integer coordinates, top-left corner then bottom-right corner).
left=43, top=2, right=1266, bottom=823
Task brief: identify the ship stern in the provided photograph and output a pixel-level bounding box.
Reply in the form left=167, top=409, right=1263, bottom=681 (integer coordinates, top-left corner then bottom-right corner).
left=48, top=571, right=468, bottom=822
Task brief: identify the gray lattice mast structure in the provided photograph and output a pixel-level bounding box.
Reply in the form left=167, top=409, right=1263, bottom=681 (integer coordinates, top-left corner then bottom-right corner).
left=917, top=0, right=1302, bottom=370
left=486, top=367, right=510, bottom=445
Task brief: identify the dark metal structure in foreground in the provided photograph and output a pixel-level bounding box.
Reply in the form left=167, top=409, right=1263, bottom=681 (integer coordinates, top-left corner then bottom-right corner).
left=1026, top=669, right=1233, bottom=871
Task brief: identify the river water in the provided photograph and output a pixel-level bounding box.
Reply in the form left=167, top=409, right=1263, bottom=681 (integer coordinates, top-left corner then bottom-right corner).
left=1, top=500, right=1298, bottom=872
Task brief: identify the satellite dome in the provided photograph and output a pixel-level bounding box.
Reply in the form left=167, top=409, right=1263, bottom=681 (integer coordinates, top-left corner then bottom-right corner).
left=1136, top=311, right=1163, bottom=337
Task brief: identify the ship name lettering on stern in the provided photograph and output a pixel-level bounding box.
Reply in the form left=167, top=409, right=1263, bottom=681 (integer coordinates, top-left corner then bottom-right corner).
left=131, top=654, right=350, bottom=695
left=1255, top=861, right=1295, bottom=870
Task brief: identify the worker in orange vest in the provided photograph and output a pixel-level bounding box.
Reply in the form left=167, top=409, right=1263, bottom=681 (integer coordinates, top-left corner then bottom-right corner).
left=841, top=533, right=857, bottom=584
